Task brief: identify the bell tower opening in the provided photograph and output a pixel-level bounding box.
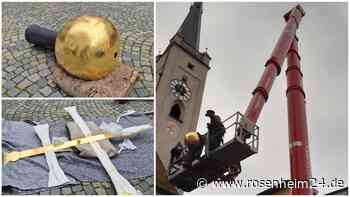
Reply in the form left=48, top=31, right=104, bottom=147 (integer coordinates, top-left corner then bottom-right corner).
left=169, top=103, right=182, bottom=121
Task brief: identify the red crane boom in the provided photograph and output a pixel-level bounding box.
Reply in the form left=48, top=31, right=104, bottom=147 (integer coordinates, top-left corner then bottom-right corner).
left=244, top=4, right=312, bottom=194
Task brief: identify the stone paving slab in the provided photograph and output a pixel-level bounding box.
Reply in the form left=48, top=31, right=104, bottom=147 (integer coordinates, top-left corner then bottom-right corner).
left=2, top=100, right=154, bottom=195
left=2, top=2, right=154, bottom=98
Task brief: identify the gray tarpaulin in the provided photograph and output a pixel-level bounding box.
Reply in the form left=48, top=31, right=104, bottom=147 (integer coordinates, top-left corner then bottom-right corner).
left=2, top=112, right=153, bottom=192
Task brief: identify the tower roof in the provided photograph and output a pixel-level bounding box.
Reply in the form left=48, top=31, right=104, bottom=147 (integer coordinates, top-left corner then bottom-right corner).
left=177, top=2, right=203, bottom=50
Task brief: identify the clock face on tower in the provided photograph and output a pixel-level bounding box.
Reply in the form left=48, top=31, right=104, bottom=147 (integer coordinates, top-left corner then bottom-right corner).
left=170, top=79, right=191, bottom=102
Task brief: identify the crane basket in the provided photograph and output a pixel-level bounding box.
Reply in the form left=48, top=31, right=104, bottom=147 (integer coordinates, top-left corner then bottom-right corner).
left=168, top=112, right=259, bottom=192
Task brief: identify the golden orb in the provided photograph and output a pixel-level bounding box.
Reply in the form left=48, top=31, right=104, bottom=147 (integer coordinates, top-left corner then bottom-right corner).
left=55, top=16, right=120, bottom=81
left=185, top=132, right=201, bottom=145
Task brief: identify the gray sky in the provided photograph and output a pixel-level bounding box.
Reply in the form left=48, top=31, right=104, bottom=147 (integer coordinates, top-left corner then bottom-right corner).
left=157, top=2, right=348, bottom=195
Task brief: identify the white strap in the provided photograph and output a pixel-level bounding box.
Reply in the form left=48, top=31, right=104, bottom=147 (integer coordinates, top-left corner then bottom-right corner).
left=116, top=110, right=136, bottom=123
left=33, top=124, right=70, bottom=187
left=64, top=106, right=139, bottom=195
left=120, top=124, right=153, bottom=139
left=119, top=139, right=137, bottom=153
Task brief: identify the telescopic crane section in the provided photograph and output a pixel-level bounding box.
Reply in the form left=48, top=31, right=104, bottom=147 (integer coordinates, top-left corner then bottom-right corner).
left=244, top=5, right=305, bottom=124
left=286, top=37, right=312, bottom=195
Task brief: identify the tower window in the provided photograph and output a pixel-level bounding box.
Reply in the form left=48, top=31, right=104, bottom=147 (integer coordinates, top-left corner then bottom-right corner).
left=169, top=104, right=182, bottom=121
left=188, top=63, right=195, bottom=70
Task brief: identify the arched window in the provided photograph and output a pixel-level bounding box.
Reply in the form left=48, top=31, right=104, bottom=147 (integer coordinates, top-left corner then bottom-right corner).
left=169, top=104, right=182, bottom=121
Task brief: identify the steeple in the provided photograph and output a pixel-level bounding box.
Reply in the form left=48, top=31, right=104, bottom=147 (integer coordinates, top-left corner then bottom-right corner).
left=177, top=2, right=203, bottom=50
left=156, top=2, right=210, bottom=194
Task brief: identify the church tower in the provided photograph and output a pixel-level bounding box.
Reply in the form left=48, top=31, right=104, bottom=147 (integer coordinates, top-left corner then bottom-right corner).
left=156, top=2, right=211, bottom=193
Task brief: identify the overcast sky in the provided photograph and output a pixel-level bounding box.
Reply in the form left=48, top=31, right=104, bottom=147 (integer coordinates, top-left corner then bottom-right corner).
left=157, top=2, right=347, bottom=194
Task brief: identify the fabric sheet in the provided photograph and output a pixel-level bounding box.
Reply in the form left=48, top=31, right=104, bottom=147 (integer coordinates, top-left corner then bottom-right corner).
left=2, top=112, right=153, bottom=192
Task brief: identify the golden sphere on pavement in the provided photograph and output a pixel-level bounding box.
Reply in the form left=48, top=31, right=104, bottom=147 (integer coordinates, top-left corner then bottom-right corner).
left=55, top=15, right=120, bottom=80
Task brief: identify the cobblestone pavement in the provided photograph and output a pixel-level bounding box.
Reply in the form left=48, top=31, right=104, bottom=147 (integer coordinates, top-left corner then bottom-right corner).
left=2, top=100, right=154, bottom=195
left=2, top=2, right=154, bottom=98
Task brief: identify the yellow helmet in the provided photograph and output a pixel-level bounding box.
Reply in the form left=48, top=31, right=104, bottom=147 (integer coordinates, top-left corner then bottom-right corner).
left=185, top=132, right=201, bottom=145
left=55, top=15, right=120, bottom=81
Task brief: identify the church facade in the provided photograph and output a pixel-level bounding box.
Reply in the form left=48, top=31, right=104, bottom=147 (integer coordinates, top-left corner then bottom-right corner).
left=156, top=2, right=211, bottom=193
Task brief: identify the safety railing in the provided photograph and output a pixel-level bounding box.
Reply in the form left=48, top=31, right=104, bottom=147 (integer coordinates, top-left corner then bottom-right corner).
left=206, top=112, right=259, bottom=156
left=168, top=112, right=259, bottom=176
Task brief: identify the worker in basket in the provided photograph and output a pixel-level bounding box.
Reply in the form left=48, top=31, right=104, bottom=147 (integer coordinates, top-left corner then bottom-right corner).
left=182, top=132, right=206, bottom=168
left=205, top=110, right=226, bottom=151
left=174, top=110, right=226, bottom=168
